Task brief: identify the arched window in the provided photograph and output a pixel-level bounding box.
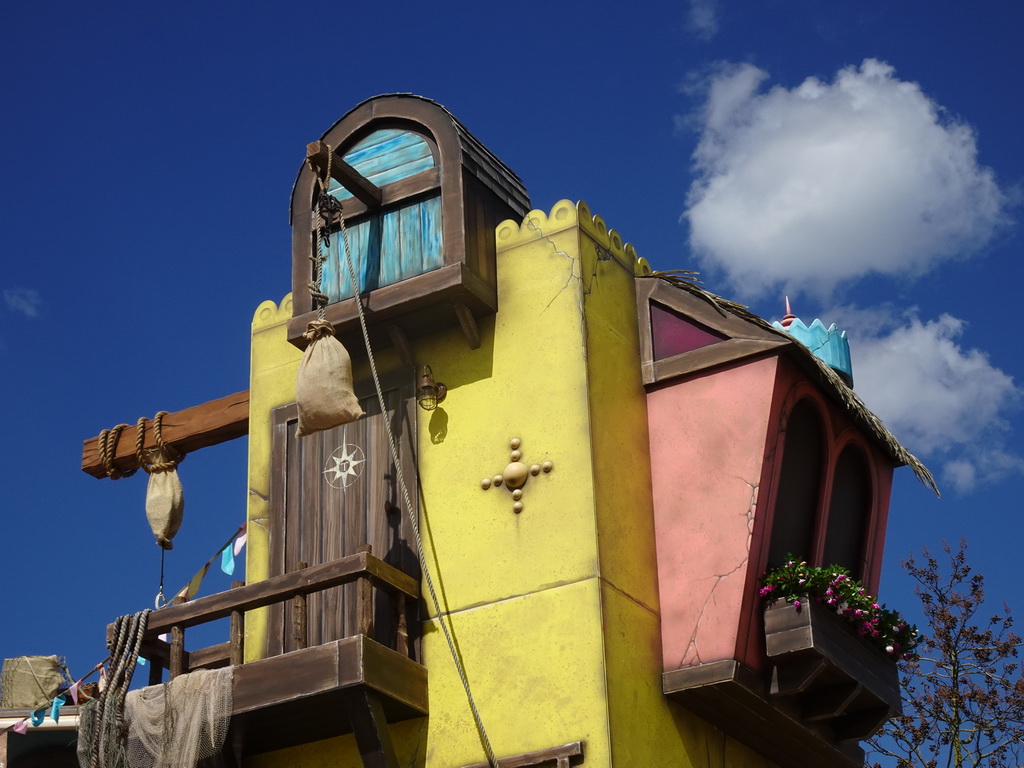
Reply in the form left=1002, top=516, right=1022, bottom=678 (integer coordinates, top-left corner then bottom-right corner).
left=767, top=400, right=824, bottom=567
left=320, top=128, right=444, bottom=301
left=822, top=445, right=872, bottom=578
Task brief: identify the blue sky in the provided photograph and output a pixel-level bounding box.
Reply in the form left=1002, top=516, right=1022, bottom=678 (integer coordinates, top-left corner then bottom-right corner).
left=2, top=0, right=1022, bottom=726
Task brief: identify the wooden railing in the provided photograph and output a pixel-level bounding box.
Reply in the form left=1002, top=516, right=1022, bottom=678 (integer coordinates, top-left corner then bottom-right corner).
left=115, top=549, right=418, bottom=682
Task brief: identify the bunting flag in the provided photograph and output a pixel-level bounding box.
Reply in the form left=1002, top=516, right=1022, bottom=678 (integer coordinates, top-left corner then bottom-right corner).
left=98, top=667, right=107, bottom=693
left=174, top=522, right=247, bottom=600
left=50, top=694, right=66, bottom=723
left=13, top=718, right=28, bottom=734
left=68, top=681, right=79, bottom=705
left=30, top=709, right=45, bottom=727
left=220, top=543, right=235, bottom=576
left=233, top=531, right=247, bottom=556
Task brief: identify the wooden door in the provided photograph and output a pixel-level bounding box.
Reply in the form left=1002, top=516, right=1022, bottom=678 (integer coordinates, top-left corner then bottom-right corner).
left=268, top=374, right=419, bottom=657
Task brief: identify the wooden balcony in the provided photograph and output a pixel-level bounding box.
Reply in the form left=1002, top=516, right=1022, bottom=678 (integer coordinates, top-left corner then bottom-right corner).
left=120, top=550, right=426, bottom=766
left=663, top=600, right=901, bottom=768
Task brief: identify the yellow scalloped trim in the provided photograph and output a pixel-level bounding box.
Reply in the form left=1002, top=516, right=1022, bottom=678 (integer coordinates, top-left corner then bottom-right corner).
left=495, top=199, right=579, bottom=249
left=495, top=200, right=647, bottom=274
left=252, top=293, right=293, bottom=330
left=576, top=201, right=646, bottom=273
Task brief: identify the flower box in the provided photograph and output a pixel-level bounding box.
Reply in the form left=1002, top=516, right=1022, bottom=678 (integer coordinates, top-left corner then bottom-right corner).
left=764, top=598, right=901, bottom=741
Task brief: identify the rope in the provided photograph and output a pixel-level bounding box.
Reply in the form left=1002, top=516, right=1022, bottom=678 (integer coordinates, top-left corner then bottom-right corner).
left=138, top=412, right=184, bottom=474
left=307, top=147, right=336, bottom=321
left=97, top=412, right=184, bottom=479
left=328, top=167, right=499, bottom=766
left=98, top=424, right=137, bottom=479
left=85, top=610, right=150, bottom=768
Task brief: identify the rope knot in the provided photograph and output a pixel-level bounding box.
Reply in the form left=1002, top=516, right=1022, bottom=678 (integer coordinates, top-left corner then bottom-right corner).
left=136, top=412, right=184, bottom=475
left=302, top=319, right=336, bottom=344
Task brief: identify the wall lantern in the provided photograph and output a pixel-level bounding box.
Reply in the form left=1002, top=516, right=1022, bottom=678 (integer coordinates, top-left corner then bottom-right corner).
left=416, top=366, right=447, bottom=411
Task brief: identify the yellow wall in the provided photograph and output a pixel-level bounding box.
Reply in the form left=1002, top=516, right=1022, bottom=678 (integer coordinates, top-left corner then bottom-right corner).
left=244, top=294, right=301, bottom=660
left=243, top=201, right=774, bottom=767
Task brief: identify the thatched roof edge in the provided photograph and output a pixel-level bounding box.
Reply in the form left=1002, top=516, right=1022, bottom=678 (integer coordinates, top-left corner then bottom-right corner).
left=641, top=271, right=938, bottom=496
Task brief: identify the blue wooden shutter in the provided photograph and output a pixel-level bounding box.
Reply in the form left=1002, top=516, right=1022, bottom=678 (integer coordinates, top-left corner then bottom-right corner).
left=321, top=129, right=444, bottom=301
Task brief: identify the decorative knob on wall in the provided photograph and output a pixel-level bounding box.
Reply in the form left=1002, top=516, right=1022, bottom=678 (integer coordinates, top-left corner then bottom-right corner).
left=480, top=438, right=554, bottom=513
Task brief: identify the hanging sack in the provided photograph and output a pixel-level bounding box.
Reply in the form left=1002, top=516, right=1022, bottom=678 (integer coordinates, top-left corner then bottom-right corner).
left=146, top=450, right=184, bottom=550
left=0, top=655, right=67, bottom=708
left=295, top=319, right=364, bottom=437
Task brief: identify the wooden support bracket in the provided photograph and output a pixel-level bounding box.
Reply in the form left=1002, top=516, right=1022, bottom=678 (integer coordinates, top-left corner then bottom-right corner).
left=453, top=303, right=481, bottom=350
left=387, top=325, right=415, bottom=368
left=307, top=141, right=383, bottom=210
left=832, top=706, right=892, bottom=741
left=770, top=658, right=828, bottom=697
left=461, top=741, right=585, bottom=768
left=344, top=689, right=400, bottom=768
left=81, top=390, right=250, bottom=478
left=802, top=682, right=864, bottom=722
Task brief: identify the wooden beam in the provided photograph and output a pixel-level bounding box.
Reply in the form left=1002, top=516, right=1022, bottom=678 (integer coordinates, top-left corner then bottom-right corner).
left=81, top=390, right=249, bottom=478
left=306, top=141, right=382, bottom=209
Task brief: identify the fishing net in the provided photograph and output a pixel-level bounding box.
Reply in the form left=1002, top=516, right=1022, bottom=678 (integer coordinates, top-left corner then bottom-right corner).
left=122, top=667, right=233, bottom=768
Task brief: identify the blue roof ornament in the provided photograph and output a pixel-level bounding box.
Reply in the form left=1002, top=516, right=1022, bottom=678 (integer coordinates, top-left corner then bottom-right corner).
left=773, top=298, right=854, bottom=387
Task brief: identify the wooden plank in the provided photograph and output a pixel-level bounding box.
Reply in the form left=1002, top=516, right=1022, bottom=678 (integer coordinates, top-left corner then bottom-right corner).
left=648, top=338, right=790, bottom=386
left=189, top=642, right=232, bottom=669
left=307, top=141, right=382, bottom=209
left=81, top=390, right=249, bottom=478
left=141, top=552, right=419, bottom=635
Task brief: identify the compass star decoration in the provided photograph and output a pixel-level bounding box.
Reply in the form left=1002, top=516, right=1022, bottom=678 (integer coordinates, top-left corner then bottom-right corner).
left=324, top=443, right=366, bottom=489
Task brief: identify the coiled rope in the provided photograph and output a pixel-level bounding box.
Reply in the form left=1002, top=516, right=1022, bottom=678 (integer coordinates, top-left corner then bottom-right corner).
left=310, top=154, right=499, bottom=767
left=82, top=610, right=151, bottom=768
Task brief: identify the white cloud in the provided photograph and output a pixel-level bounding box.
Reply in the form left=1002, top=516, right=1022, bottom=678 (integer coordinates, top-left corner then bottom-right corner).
left=842, top=308, right=1022, bottom=492
left=684, top=59, right=1009, bottom=298
left=4, top=288, right=41, bottom=317
left=687, top=0, right=720, bottom=41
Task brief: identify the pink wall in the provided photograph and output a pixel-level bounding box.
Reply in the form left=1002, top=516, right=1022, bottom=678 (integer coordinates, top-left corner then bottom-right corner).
left=647, top=357, right=778, bottom=672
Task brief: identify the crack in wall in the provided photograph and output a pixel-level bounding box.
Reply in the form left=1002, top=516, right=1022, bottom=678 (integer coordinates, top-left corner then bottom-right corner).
left=678, top=479, right=759, bottom=668
left=249, top=487, right=270, bottom=503
left=524, top=216, right=601, bottom=363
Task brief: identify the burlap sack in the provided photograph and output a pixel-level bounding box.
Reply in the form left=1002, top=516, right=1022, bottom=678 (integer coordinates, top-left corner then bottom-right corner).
left=0, top=655, right=65, bottom=708
left=146, top=463, right=184, bottom=550
left=296, top=320, right=364, bottom=437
